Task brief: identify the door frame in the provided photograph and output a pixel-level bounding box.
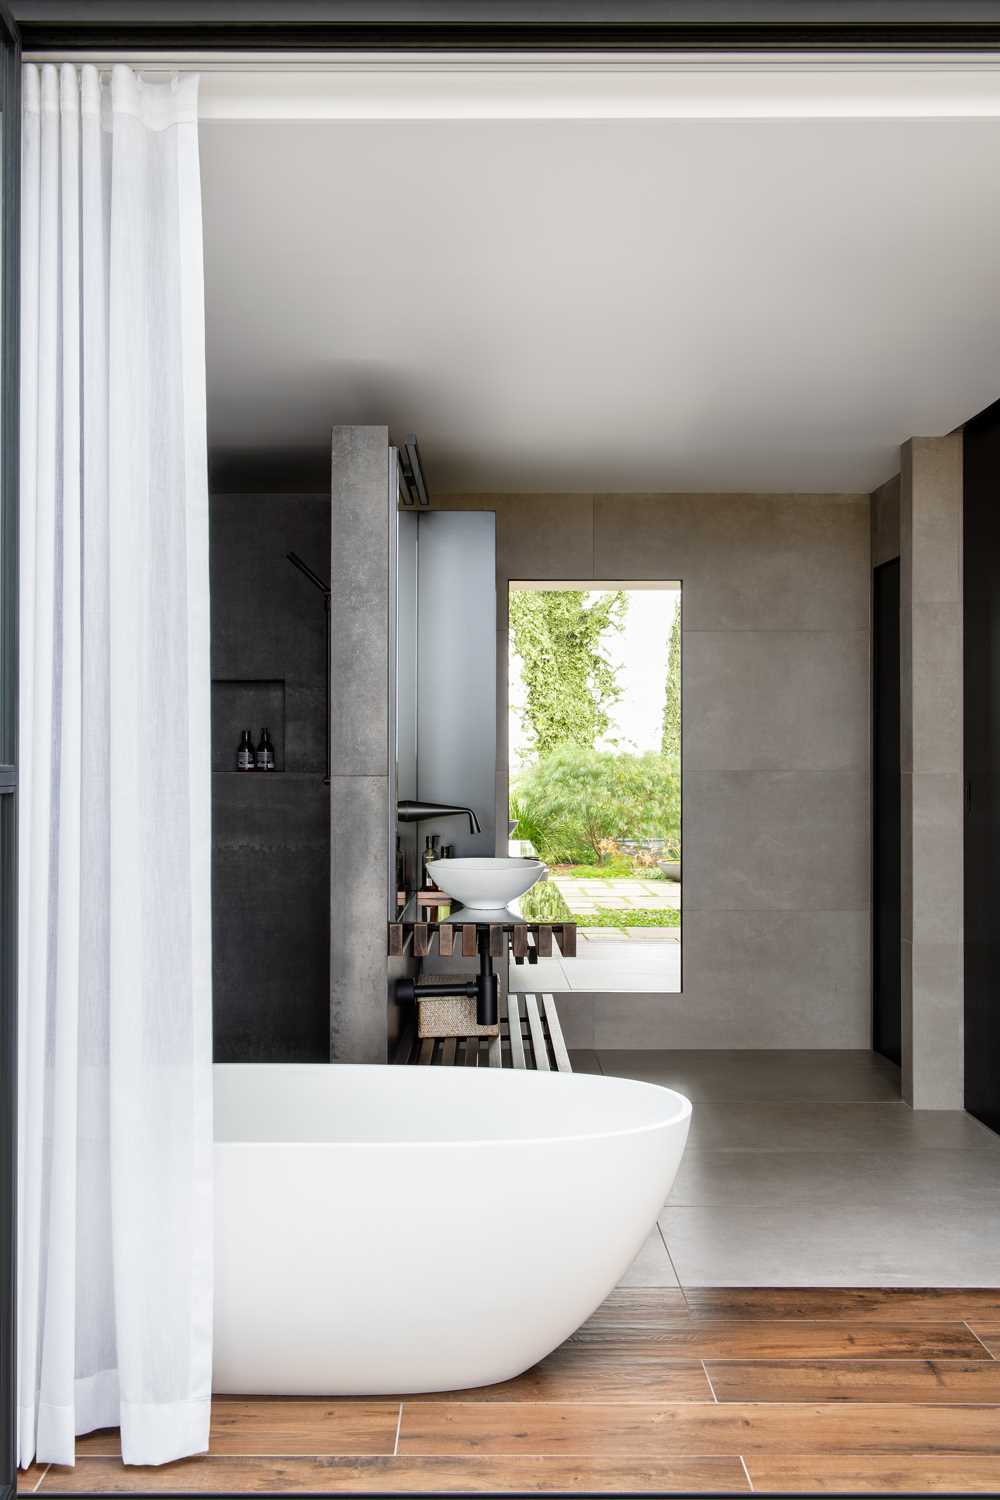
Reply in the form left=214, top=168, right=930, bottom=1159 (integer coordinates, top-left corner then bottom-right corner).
left=7, top=7, right=1000, bottom=1500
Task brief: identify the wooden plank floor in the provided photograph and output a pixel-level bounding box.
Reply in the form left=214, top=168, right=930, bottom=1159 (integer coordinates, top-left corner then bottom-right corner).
left=18, top=1288, right=1000, bottom=1494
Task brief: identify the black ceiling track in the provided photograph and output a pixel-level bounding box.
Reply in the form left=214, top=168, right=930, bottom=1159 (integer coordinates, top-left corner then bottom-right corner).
left=18, top=21, right=1000, bottom=51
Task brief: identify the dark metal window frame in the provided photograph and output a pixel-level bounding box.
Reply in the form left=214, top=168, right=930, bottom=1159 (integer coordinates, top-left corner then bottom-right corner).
left=5, top=5, right=1000, bottom=1500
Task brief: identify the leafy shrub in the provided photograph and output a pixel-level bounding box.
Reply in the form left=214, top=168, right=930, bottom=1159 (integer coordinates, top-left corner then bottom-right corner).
left=511, top=745, right=681, bottom=865
left=517, top=879, right=574, bottom=923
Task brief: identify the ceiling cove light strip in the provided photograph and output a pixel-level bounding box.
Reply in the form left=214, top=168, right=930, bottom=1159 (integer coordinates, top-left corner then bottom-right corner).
left=22, top=55, right=1000, bottom=120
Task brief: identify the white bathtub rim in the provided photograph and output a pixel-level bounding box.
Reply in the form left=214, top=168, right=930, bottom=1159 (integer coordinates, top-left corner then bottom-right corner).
left=214, top=1079, right=692, bottom=1150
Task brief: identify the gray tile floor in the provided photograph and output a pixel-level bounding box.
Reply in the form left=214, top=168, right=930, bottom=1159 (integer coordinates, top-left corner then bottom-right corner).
left=570, top=1049, right=1000, bottom=1288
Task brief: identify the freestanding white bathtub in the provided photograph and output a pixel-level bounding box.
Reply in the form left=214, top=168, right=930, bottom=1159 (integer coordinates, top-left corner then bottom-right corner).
left=212, top=1063, right=691, bottom=1394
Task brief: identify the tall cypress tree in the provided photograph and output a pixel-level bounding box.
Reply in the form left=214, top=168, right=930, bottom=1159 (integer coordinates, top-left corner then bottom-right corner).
left=661, top=602, right=682, bottom=762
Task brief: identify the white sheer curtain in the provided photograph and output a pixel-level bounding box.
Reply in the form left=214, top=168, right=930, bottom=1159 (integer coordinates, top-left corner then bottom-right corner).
left=17, top=62, right=213, bottom=1469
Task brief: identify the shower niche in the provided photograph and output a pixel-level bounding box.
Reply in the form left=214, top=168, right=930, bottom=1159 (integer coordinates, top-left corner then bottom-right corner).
left=211, top=678, right=286, bottom=772
left=210, top=493, right=331, bottom=1063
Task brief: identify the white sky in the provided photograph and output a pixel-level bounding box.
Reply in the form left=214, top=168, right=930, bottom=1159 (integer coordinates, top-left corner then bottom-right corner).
left=508, top=587, right=681, bottom=772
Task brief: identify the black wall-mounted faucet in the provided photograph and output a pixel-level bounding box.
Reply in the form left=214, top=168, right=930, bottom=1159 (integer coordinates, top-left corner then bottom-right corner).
left=396, top=799, right=482, bottom=835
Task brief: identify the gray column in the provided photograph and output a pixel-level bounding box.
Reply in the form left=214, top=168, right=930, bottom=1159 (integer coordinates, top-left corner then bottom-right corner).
left=899, top=436, right=964, bottom=1108
left=329, top=425, right=391, bottom=1062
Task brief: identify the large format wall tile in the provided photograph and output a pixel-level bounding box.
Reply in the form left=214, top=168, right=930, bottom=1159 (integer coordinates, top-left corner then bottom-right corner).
left=330, top=426, right=390, bottom=776
left=681, top=910, right=870, bottom=1044
left=595, top=493, right=869, bottom=631
left=331, top=775, right=390, bottom=1062
left=683, top=770, right=868, bottom=912
left=683, top=630, right=868, bottom=772
left=588, top=911, right=868, bottom=1050
left=499, top=494, right=594, bottom=581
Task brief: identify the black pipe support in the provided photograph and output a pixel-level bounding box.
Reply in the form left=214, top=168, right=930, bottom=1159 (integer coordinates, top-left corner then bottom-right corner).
left=394, top=929, right=498, bottom=1027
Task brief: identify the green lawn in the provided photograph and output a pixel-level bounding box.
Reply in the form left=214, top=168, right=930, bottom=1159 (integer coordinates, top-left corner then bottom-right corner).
left=581, top=908, right=681, bottom=929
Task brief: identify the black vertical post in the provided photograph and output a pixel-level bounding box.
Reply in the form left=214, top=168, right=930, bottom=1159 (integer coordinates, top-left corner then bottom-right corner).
left=872, top=558, right=902, bottom=1066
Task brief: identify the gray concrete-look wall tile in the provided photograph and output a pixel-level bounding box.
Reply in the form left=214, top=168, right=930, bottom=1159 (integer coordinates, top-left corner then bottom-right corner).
left=912, top=773, right=964, bottom=946
left=907, top=436, right=962, bottom=605
left=871, top=473, right=900, bottom=567
left=683, top=630, right=869, bottom=772
left=331, top=775, right=390, bottom=1062
left=330, top=426, right=389, bottom=776
left=899, top=435, right=963, bottom=1109
left=683, top=770, right=868, bottom=912
left=500, top=495, right=594, bottom=581
left=681, top=909, right=870, bottom=1047
left=910, top=940, right=964, bottom=1110
left=911, top=601, right=962, bottom=774
left=589, top=931, right=869, bottom=1047
left=596, top=493, right=869, bottom=631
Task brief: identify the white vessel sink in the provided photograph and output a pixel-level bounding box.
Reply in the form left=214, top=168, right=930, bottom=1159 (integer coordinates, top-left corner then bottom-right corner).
left=426, top=856, right=546, bottom=912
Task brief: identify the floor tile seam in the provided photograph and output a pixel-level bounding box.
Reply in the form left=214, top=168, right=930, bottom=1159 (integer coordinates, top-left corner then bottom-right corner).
left=739, top=1453, right=754, bottom=1490
left=32, top=1465, right=50, bottom=1493
left=393, top=1403, right=403, bottom=1455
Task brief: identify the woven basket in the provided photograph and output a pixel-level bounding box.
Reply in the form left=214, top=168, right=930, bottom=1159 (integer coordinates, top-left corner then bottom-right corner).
left=417, top=976, right=500, bottom=1038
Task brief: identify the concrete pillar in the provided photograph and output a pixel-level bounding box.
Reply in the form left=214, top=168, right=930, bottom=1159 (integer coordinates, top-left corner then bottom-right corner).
left=329, top=425, right=391, bottom=1062
left=899, top=436, right=964, bottom=1108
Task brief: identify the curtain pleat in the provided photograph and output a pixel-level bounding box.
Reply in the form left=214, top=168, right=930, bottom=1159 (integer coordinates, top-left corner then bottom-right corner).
left=17, top=62, right=213, bottom=1470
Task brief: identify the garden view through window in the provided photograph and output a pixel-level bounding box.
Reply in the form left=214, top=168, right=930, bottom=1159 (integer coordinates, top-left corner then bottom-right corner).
left=508, top=581, right=681, bottom=993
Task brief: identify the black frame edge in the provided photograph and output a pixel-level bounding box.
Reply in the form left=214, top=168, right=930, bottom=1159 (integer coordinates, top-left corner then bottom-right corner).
left=16, top=19, right=1000, bottom=51
left=9, top=6, right=1000, bottom=1500
left=0, top=5, right=19, bottom=1500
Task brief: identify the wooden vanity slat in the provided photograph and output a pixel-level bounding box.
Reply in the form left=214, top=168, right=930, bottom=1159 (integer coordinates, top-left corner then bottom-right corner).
left=413, top=922, right=430, bottom=957
left=523, top=994, right=550, bottom=1071
left=558, top=923, right=577, bottom=958
left=535, top=924, right=553, bottom=958
left=489, top=924, right=505, bottom=960
left=542, top=993, right=572, bottom=1073
left=463, top=1037, right=480, bottom=1067
left=507, top=995, right=526, bottom=1069
left=438, top=923, right=455, bottom=957
left=461, top=924, right=478, bottom=958
left=388, top=924, right=404, bottom=957
left=441, top=1038, right=457, bottom=1068
left=511, top=924, right=529, bottom=959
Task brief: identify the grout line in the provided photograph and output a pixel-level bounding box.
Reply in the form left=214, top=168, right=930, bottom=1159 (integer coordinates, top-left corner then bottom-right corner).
left=739, top=1454, right=754, bottom=1491
left=32, top=1465, right=50, bottom=1493
left=655, top=1220, right=685, bottom=1293
left=393, top=1402, right=403, bottom=1455
left=701, top=1360, right=719, bottom=1403
left=963, top=1321, right=996, bottom=1359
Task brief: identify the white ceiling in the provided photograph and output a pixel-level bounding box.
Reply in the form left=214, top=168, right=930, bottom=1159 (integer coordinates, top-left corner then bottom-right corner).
left=201, top=114, right=1000, bottom=493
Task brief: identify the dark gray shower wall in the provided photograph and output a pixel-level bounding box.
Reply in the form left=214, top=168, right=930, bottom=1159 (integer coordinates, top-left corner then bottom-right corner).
left=210, top=492, right=331, bottom=1063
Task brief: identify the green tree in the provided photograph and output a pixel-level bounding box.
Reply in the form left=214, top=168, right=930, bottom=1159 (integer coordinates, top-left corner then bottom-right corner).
left=509, top=589, right=627, bottom=759
left=661, top=602, right=682, bottom=760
